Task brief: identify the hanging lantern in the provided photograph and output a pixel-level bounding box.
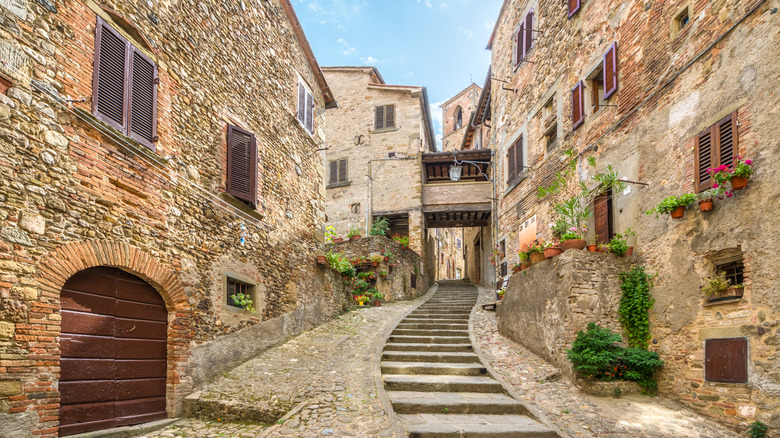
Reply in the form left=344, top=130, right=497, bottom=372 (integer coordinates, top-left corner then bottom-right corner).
left=449, top=164, right=463, bottom=182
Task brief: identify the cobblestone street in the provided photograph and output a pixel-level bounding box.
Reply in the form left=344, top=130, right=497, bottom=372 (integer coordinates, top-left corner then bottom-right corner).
left=473, top=287, right=744, bottom=438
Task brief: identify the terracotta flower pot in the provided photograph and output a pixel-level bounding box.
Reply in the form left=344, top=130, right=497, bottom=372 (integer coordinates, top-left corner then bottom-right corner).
left=512, top=266, right=522, bottom=273
left=372, top=261, right=379, bottom=267
left=350, top=235, right=362, bottom=241
left=373, top=300, right=381, bottom=307
left=699, top=200, right=713, bottom=212
left=383, top=256, right=389, bottom=262
left=560, top=239, right=586, bottom=251
left=730, top=176, right=749, bottom=190
left=544, top=247, right=563, bottom=258
left=626, top=246, right=634, bottom=256
left=521, top=261, right=531, bottom=270
left=670, top=206, right=685, bottom=219
left=586, top=244, right=598, bottom=252
left=529, top=252, right=546, bottom=264
left=316, top=255, right=327, bottom=265
left=333, top=238, right=344, bottom=243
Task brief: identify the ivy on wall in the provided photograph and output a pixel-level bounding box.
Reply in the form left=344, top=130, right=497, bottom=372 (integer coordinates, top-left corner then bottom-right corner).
left=618, top=266, right=655, bottom=349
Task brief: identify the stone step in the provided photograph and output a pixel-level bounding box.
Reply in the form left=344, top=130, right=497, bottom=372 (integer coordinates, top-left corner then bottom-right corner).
left=399, top=414, right=558, bottom=437
left=383, top=375, right=503, bottom=393
left=381, top=361, right=487, bottom=376
left=396, top=323, right=468, bottom=330
left=402, top=318, right=469, bottom=324
left=408, top=311, right=471, bottom=317
left=387, top=335, right=471, bottom=344
left=414, top=306, right=475, bottom=311
left=389, top=393, right=526, bottom=415
left=382, top=351, right=480, bottom=363
left=383, top=343, right=473, bottom=352
left=391, top=328, right=468, bottom=337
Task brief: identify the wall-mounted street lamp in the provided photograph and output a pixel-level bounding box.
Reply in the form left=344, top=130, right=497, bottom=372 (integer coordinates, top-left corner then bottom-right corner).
left=449, top=150, right=491, bottom=182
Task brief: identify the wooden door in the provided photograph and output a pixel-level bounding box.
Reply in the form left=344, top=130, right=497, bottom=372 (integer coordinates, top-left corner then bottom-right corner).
left=59, top=267, right=167, bottom=436
left=593, top=189, right=613, bottom=244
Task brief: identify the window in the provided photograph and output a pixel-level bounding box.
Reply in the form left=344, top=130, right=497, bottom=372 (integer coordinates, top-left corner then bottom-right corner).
left=705, top=338, right=748, bottom=383
left=328, top=158, right=348, bottom=186
left=297, top=81, right=314, bottom=134
left=226, top=125, right=258, bottom=206
left=226, top=277, right=254, bottom=310
left=717, top=260, right=744, bottom=287
left=603, top=43, right=618, bottom=100
left=500, top=261, right=507, bottom=277
left=93, top=17, right=158, bottom=150
left=695, top=112, right=738, bottom=192
left=457, top=238, right=462, bottom=250
left=513, top=10, right=534, bottom=67
left=571, top=81, right=584, bottom=130
left=410, top=273, right=417, bottom=289
left=542, top=98, right=558, bottom=151
left=589, top=66, right=605, bottom=113
left=498, top=240, right=506, bottom=259
left=675, top=7, right=690, bottom=32
left=568, top=0, right=581, bottom=18
left=374, top=104, right=396, bottom=130
left=454, top=106, right=463, bottom=130
left=506, top=136, right=524, bottom=183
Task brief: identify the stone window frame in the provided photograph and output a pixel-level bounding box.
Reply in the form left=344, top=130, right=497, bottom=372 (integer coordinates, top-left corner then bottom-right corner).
left=512, top=2, right=538, bottom=72
left=327, top=158, right=350, bottom=188
left=670, top=4, right=692, bottom=40
left=703, top=248, right=746, bottom=305
left=371, top=103, right=399, bottom=133
left=222, top=272, right=258, bottom=314
left=503, top=127, right=528, bottom=196
left=296, top=76, right=316, bottom=136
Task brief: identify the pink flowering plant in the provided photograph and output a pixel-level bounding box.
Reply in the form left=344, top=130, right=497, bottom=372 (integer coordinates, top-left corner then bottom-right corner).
left=707, top=156, right=753, bottom=186
left=730, top=156, right=754, bottom=178
left=561, top=226, right=587, bottom=241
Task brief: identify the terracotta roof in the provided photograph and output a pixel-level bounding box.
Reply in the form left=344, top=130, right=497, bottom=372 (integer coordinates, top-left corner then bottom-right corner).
left=280, top=1, right=337, bottom=109
left=321, top=66, right=386, bottom=84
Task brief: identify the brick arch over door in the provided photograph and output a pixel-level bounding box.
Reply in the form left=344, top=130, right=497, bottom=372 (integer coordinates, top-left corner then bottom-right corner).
left=35, top=241, right=193, bottom=429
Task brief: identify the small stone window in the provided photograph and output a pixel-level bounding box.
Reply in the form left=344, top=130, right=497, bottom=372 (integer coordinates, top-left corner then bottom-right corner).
left=454, top=106, right=463, bottom=130
left=705, top=338, right=748, bottom=383
left=410, top=273, right=417, bottom=289
left=671, top=5, right=691, bottom=39
left=226, top=277, right=255, bottom=310
left=717, top=260, right=744, bottom=287
left=588, top=66, right=605, bottom=114
left=498, top=239, right=506, bottom=260
left=542, top=98, right=558, bottom=151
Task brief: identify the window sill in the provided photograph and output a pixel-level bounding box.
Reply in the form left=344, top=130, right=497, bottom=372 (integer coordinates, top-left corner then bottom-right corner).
left=327, top=181, right=352, bottom=189
left=702, top=296, right=744, bottom=307
left=504, top=173, right=528, bottom=196
left=371, top=127, right=399, bottom=134
left=220, top=192, right=264, bottom=220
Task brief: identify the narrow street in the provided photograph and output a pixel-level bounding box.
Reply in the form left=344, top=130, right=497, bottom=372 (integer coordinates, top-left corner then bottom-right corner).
left=137, top=282, right=746, bottom=437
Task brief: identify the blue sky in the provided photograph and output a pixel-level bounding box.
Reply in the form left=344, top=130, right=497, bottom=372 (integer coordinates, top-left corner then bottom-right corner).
left=291, top=0, right=504, bottom=147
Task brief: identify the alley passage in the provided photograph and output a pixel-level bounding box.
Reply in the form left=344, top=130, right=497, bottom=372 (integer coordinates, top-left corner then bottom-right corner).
left=381, top=281, right=558, bottom=437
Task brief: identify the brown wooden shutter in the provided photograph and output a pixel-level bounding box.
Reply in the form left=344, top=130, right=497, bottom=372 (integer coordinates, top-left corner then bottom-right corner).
left=514, top=136, right=524, bottom=177
left=593, top=190, right=612, bottom=244
left=705, top=338, right=748, bottom=383
left=571, top=81, right=584, bottom=130
left=338, top=158, right=348, bottom=183
left=375, top=105, right=385, bottom=130
left=568, top=0, right=581, bottom=18
left=716, top=112, right=737, bottom=168
left=297, top=83, right=306, bottom=124
left=93, top=18, right=128, bottom=131
left=694, top=128, right=713, bottom=192
left=603, top=43, right=618, bottom=100
left=128, top=48, right=158, bottom=150
left=226, top=125, right=257, bottom=205
left=385, top=105, right=395, bottom=128
left=507, top=144, right=516, bottom=182
left=329, top=160, right=338, bottom=185
left=524, top=10, right=534, bottom=56
left=516, top=23, right=525, bottom=65
left=305, top=91, right=314, bottom=133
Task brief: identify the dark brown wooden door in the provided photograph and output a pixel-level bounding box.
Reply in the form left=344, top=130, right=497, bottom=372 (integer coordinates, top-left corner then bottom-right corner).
left=593, top=189, right=613, bottom=244
left=59, top=267, right=167, bottom=436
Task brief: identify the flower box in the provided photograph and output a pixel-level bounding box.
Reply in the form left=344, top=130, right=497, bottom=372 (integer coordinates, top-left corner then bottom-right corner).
left=706, top=286, right=743, bottom=303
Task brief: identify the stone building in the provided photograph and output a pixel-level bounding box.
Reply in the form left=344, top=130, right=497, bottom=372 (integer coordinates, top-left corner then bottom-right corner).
left=321, top=66, right=436, bottom=260
left=487, top=0, right=779, bottom=431
left=440, top=83, right=481, bottom=153
left=0, top=0, right=348, bottom=436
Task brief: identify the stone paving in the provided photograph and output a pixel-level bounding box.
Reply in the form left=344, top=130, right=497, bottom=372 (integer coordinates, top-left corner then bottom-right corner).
left=474, top=287, right=743, bottom=438
left=141, top=296, right=427, bottom=438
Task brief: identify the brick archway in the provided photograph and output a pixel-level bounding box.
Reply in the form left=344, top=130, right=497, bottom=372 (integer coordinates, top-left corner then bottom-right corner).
left=36, top=240, right=194, bottom=432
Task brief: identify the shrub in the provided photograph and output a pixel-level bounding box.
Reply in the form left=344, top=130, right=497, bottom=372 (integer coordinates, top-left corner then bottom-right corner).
left=618, top=347, right=664, bottom=392
left=747, top=421, right=768, bottom=438
left=566, top=323, right=623, bottom=379
left=370, top=216, right=390, bottom=236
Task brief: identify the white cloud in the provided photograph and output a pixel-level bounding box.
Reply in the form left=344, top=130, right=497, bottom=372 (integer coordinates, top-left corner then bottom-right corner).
left=485, top=21, right=495, bottom=30
left=337, top=38, right=356, bottom=55
left=404, top=72, right=415, bottom=77
left=417, top=0, right=434, bottom=8
left=458, top=27, right=474, bottom=39
left=360, top=56, right=379, bottom=65
left=430, top=100, right=444, bottom=151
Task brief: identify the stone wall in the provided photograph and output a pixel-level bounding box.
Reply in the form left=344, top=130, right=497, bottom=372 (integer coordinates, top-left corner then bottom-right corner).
left=0, top=0, right=347, bottom=436
left=497, top=250, right=636, bottom=375
left=326, top=236, right=431, bottom=303
left=487, top=0, right=779, bottom=429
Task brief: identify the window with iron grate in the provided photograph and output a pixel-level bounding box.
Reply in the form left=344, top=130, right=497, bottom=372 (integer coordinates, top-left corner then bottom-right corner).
left=227, top=277, right=254, bottom=310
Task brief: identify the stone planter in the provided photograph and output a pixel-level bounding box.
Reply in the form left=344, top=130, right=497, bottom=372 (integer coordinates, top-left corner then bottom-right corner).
left=529, top=252, right=546, bottom=264
left=730, top=176, right=749, bottom=190
left=543, top=247, right=563, bottom=258
left=670, top=206, right=685, bottom=219
left=706, top=286, right=744, bottom=303
left=560, top=239, right=586, bottom=251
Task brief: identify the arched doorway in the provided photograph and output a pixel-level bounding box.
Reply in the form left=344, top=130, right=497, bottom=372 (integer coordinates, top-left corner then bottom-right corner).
left=59, top=267, right=167, bottom=436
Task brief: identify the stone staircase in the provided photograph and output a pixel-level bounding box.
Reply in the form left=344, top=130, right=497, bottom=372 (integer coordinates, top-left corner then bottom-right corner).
left=381, top=281, right=559, bottom=437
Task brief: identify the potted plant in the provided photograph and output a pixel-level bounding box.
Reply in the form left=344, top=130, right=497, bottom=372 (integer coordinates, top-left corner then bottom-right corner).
left=605, top=228, right=634, bottom=256
left=333, top=236, right=344, bottom=243
left=367, top=289, right=381, bottom=306
left=497, top=288, right=506, bottom=300
left=379, top=270, right=388, bottom=279
left=543, top=239, right=563, bottom=258
left=587, top=235, right=599, bottom=252
left=646, top=193, right=696, bottom=219
left=370, top=255, right=383, bottom=267
left=324, top=226, right=338, bottom=244
left=525, top=240, right=546, bottom=264
left=392, top=233, right=410, bottom=249
left=696, top=188, right=721, bottom=213
left=554, top=195, right=592, bottom=250
left=560, top=227, right=588, bottom=251
left=701, top=271, right=743, bottom=302
left=511, top=261, right=521, bottom=273
left=709, top=156, right=753, bottom=191
left=316, top=254, right=327, bottom=266
left=347, top=226, right=362, bottom=241
left=369, top=216, right=390, bottom=236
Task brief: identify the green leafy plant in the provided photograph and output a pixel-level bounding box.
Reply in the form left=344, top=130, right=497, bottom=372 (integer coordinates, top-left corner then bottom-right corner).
left=607, top=228, right=634, bottom=256
left=392, top=233, right=410, bottom=249
left=230, top=292, right=255, bottom=313
left=592, top=165, right=627, bottom=196
left=370, top=216, right=390, bottom=236
left=646, top=193, right=696, bottom=218
left=566, top=323, right=623, bottom=379
left=537, top=148, right=578, bottom=198
left=326, top=251, right=355, bottom=278
left=700, top=271, right=741, bottom=296
left=324, top=226, right=338, bottom=243
left=554, top=195, right=592, bottom=239
left=347, top=225, right=362, bottom=239
left=747, top=421, right=768, bottom=438
left=618, top=266, right=654, bottom=349
left=618, top=347, right=664, bottom=392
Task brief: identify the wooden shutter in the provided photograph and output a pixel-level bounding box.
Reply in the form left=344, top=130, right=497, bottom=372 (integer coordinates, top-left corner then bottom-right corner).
left=507, top=143, right=516, bottom=182
left=375, top=105, right=385, bottom=130
left=571, top=81, right=584, bottom=130
left=305, top=91, right=314, bottom=133
left=593, top=190, right=612, bottom=244
left=524, top=10, right=534, bottom=56
left=385, top=105, right=395, bottom=128
left=226, top=125, right=257, bottom=205
left=716, top=113, right=737, bottom=168
left=297, top=83, right=306, bottom=124
left=128, top=48, right=158, bottom=150
left=603, top=43, right=618, bottom=100
left=694, top=112, right=738, bottom=193
left=338, top=158, right=348, bottom=183
left=705, top=338, right=748, bottom=383
left=93, top=18, right=127, bottom=131
left=568, top=0, right=581, bottom=18
left=328, top=160, right=338, bottom=185
left=694, top=128, right=713, bottom=192
left=515, top=23, right=525, bottom=65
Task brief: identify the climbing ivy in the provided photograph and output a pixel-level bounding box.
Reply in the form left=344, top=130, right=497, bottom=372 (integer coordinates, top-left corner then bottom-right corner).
left=618, top=266, right=655, bottom=349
